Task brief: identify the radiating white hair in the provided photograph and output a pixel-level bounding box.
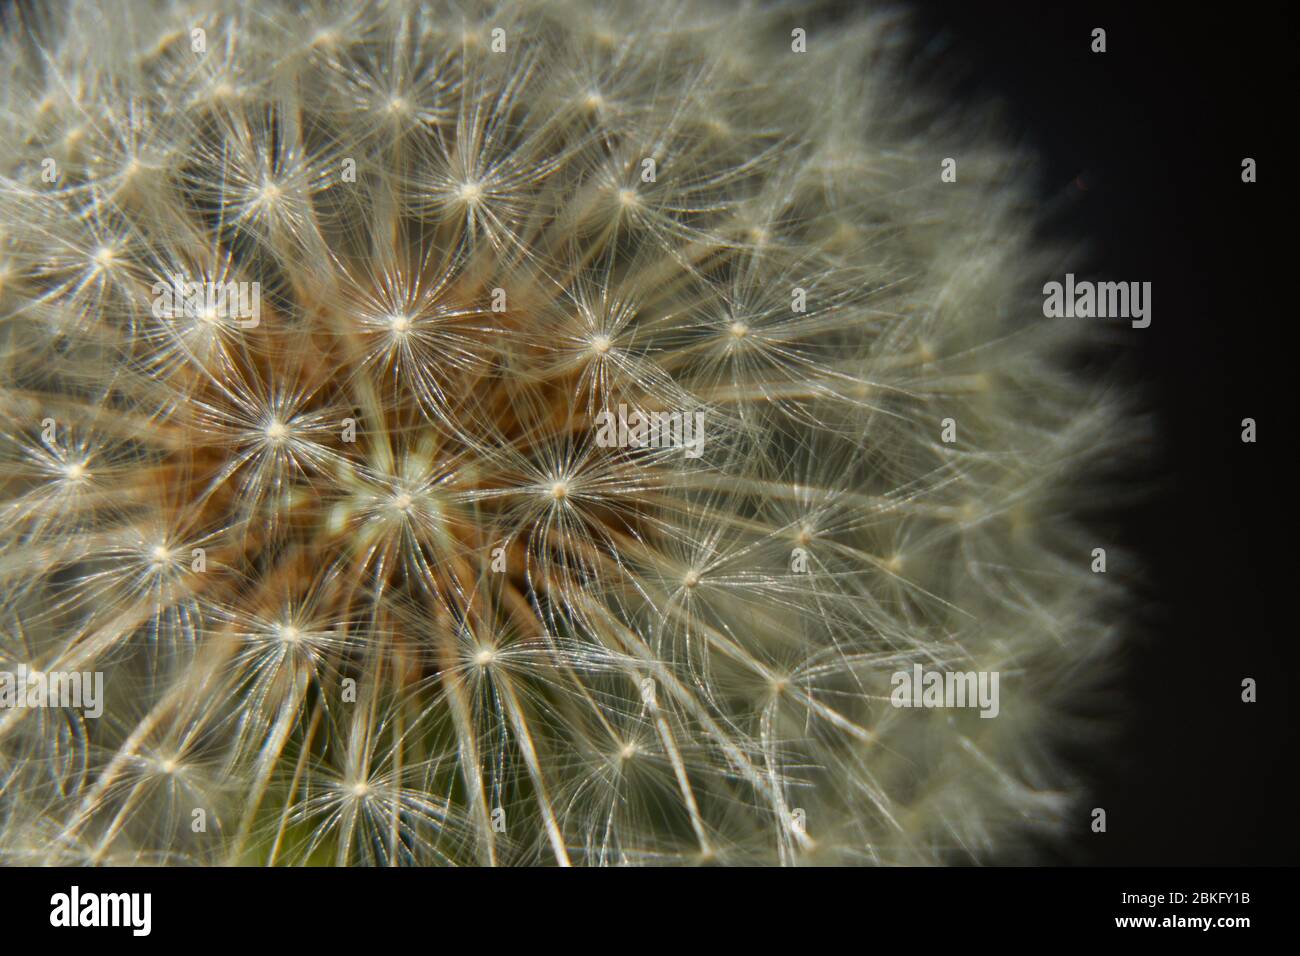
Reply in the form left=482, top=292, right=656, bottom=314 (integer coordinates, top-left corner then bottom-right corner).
left=0, top=0, right=1130, bottom=865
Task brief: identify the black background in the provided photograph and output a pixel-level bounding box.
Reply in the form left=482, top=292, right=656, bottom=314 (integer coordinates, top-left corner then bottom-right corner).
left=904, top=0, right=1296, bottom=864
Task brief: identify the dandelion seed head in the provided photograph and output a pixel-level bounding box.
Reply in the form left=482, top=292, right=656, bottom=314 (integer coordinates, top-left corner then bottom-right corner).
left=0, top=0, right=1132, bottom=867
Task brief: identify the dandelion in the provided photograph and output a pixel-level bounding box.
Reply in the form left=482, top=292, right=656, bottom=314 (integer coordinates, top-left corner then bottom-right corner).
left=0, top=0, right=1130, bottom=865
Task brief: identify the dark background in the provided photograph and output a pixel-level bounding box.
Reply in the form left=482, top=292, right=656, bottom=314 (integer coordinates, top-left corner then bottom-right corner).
left=904, top=0, right=1296, bottom=864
